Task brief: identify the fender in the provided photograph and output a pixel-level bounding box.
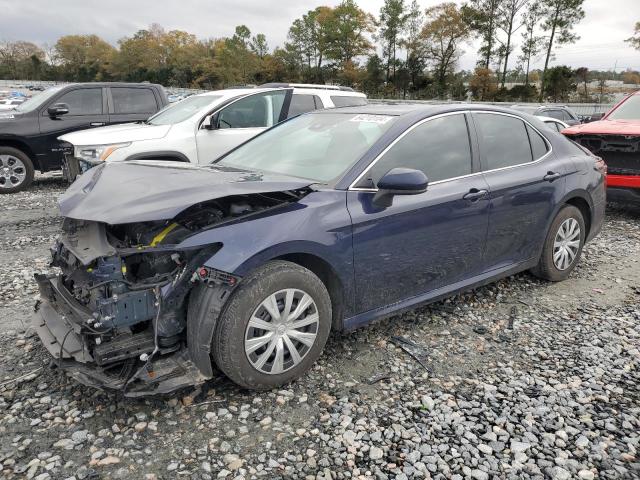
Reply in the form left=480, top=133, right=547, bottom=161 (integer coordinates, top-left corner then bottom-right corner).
left=207, top=239, right=355, bottom=317
left=534, top=188, right=596, bottom=261
left=176, top=191, right=356, bottom=317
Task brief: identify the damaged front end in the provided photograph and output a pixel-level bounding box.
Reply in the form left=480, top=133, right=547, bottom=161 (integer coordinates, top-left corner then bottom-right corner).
left=33, top=191, right=301, bottom=396
left=570, top=134, right=640, bottom=176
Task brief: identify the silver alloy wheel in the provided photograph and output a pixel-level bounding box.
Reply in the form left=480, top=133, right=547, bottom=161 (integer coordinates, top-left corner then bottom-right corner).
left=244, top=288, right=320, bottom=375
left=0, top=154, right=27, bottom=190
left=553, top=218, right=581, bottom=271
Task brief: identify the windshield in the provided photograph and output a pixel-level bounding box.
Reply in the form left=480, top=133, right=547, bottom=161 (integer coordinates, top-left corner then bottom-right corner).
left=14, top=85, right=66, bottom=112
left=607, top=95, right=640, bottom=120
left=330, top=95, right=368, bottom=107
left=148, top=95, right=221, bottom=125
left=216, top=112, right=396, bottom=182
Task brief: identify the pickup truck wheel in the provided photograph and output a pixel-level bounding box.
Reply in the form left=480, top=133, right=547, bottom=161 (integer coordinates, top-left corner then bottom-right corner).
left=0, top=147, right=34, bottom=193
left=211, top=261, right=332, bottom=390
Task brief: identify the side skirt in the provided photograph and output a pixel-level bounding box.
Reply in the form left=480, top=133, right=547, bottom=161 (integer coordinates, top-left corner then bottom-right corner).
left=341, top=258, right=537, bottom=332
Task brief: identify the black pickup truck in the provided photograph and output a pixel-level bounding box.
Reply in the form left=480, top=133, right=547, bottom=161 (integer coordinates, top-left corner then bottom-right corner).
left=0, top=82, right=168, bottom=193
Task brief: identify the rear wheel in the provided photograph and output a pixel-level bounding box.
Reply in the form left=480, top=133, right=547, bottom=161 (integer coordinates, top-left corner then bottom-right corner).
left=0, top=147, right=34, bottom=193
left=531, top=205, right=585, bottom=281
left=211, top=261, right=331, bottom=390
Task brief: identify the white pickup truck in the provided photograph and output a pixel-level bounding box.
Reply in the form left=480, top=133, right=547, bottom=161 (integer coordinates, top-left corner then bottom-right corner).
left=59, top=84, right=367, bottom=178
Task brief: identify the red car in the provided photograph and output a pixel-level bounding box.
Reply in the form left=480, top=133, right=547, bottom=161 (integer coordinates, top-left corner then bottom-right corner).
left=563, top=90, right=640, bottom=205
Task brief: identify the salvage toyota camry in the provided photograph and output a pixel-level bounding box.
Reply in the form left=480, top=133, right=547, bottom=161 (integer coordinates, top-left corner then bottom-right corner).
left=33, top=104, right=606, bottom=396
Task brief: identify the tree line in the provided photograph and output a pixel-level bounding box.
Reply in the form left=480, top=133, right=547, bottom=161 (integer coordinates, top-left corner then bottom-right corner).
left=1, top=0, right=638, bottom=101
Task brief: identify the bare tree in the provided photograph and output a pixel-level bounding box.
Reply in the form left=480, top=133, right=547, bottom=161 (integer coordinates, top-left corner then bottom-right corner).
left=497, top=0, right=529, bottom=88
left=538, top=0, right=585, bottom=101
left=518, top=3, right=543, bottom=86
left=422, top=3, right=471, bottom=96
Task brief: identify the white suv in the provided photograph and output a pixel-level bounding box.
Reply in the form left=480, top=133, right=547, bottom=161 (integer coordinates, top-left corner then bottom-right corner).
left=59, top=84, right=367, bottom=177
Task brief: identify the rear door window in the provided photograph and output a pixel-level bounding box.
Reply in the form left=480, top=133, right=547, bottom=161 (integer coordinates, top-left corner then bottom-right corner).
left=330, top=96, right=367, bottom=107
left=111, top=87, right=158, bottom=114
left=288, top=94, right=323, bottom=117
left=544, top=121, right=560, bottom=132
left=54, top=88, right=103, bottom=115
left=474, top=113, right=533, bottom=170
left=526, top=125, right=550, bottom=160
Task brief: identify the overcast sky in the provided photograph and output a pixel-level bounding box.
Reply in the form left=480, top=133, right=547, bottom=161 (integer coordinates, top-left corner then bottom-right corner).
left=1, top=0, right=639, bottom=72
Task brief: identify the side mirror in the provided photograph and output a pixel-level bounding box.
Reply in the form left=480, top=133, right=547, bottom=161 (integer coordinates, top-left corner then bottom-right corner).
left=373, top=167, right=428, bottom=208
left=47, top=103, right=69, bottom=117
left=203, top=113, right=218, bottom=130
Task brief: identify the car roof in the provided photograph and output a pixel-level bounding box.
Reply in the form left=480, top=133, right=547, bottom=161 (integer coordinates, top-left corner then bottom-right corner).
left=295, top=88, right=366, bottom=97
left=193, top=88, right=281, bottom=99
left=62, top=82, right=165, bottom=88
left=196, top=86, right=367, bottom=98
left=260, top=82, right=358, bottom=92
left=311, top=102, right=533, bottom=117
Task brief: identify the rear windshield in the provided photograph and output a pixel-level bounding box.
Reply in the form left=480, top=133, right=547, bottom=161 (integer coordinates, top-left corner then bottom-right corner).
left=510, top=105, right=539, bottom=115
left=147, top=95, right=221, bottom=125
left=607, top=95, right=640, bottom=120
left=330, top=95, right=368, bottom=107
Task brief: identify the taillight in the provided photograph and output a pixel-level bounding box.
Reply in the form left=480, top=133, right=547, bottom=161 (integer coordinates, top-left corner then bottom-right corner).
left=594, top=156, right=607, bottom=176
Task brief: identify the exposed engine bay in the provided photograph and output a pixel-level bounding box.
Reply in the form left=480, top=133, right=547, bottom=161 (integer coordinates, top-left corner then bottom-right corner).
left=33, top=190, right=307, bottom=396
left=570, top=134, right=640, bottom=176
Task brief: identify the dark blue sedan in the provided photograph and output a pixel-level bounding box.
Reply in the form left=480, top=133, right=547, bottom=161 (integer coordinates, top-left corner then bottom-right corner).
left=34, top=104, right=606, bottom=395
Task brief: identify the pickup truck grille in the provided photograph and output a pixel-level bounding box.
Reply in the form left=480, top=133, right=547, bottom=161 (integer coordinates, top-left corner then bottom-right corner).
left=571, top=134, right=640, bottom=176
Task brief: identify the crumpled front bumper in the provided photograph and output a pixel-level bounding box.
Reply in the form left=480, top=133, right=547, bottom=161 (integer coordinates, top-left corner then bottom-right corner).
left=33, top=274, right=93, bottom=363
left=32, top=274, right=209, bottom=397
left=62, top=154, right=98, bottom=183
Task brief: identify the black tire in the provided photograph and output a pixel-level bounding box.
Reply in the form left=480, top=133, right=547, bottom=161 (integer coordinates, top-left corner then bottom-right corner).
left=210, top=260, right=332, bottom=390
left=531, top=205, right=585, bottom=282
left=0, top=146, right=34, bottom=194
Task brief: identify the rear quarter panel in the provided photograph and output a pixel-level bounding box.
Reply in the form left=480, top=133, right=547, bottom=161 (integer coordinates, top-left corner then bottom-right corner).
left=550, top=133, right=606, bottom=241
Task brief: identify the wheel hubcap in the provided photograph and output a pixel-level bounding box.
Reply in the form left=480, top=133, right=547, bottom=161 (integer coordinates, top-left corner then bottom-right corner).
left=553, top=218, right=581, bottom=271
left=0, top=155, right=26, bottom=189
left=244, top=288, right=319, bottom=375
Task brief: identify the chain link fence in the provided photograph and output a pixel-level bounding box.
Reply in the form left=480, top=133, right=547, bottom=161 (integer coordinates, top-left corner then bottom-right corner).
left=1, top=79, right=616, bottom=116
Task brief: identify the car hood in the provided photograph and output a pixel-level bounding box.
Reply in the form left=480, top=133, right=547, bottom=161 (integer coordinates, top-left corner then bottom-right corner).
left=58, top=161, right=313, bottom=224
left=563, top=119, right=640, bottom=136
left=59, top=122, right=172, bottom=145
left=0, top=110, right=23, bottom=121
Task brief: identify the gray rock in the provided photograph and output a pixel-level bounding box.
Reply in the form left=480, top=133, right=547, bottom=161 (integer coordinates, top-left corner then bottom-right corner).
left=369, top=447, right=384, bottom=460
left=471, top=469, right=489, bottom=480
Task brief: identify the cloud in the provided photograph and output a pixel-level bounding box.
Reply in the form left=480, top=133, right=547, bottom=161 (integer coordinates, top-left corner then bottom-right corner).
left=0, top=0, right=638, bottom=72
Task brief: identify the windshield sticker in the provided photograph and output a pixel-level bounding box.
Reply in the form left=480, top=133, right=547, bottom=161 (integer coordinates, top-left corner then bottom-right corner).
left=350, top=114, right=394, bottom=124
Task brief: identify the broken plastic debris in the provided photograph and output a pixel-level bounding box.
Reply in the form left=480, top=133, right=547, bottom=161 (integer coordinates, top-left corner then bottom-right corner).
left=390, top=336, right=432, bottom=373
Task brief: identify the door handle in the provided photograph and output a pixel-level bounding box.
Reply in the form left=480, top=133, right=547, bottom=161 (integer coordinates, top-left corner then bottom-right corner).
left=90, top=122, right=105, bottom=127
left=543, top=171, right=562, bottom=182
left=462, top=188, right=488, bottom=201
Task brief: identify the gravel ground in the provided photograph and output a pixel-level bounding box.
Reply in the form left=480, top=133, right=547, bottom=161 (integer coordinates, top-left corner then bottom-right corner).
left=0, top=175, right=638, bottom=480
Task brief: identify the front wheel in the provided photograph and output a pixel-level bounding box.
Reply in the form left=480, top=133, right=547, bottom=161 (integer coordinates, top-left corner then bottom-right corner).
left=531, top=205, right=585, bottom=281
left=211, top=261, right=332, bottom=390
left=0, top=147, right=34, bottom=193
